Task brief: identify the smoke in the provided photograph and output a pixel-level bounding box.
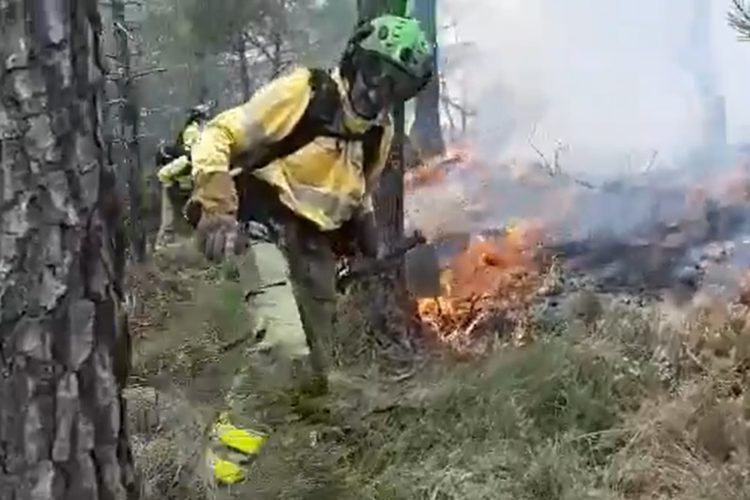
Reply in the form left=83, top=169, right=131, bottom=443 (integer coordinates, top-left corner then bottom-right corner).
left=439, top=0, right=750, bottom=173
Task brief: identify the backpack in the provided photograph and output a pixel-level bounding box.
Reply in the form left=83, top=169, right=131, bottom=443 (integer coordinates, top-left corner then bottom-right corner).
left=235, top=68, right=385, bottom=176
left=235, top=68, right=385, bottom=218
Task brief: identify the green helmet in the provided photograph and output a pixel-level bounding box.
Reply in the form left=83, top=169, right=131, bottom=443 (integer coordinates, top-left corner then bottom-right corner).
left=354, top=15, right=433, bottom=80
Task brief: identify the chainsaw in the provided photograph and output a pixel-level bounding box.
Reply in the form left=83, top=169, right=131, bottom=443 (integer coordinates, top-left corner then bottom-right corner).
left=336, top=230, right=443, bottom=298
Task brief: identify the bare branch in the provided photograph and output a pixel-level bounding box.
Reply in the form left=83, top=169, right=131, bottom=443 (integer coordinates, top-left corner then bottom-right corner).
left=552, top=140, right=569, bottom=175
left=106, top=98, right=127, bottom=107
left=440, top=94, right=476, bottom=117
left=130, top=67, right=167, bottom=80
left=100, top=0, right=143, bottom=6
left=244, top=30, right=276, bottom=66
left=641, top=149, right=659, bottom=174
left=113, top=21, right=135, bottom=42
left=440, top=95, right=456, bottom=135
left=109, top=133, right=153, bottom=145
left=525, top=129, right=596, bottom=188
left=528, top=123, right=554, bottom=175
left=141, top=105, right=185, bottom=114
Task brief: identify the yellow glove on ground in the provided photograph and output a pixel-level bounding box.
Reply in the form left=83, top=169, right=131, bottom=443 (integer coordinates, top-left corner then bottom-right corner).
left=206, top=413, right=269, bottom=485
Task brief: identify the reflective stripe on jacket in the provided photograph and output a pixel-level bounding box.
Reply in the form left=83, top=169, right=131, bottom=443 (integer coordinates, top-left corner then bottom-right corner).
left=158, top=121, right=204, bottom=188
left=181, top=122, right=202, bottom=152
left=190, top=66, right=394, bottom=231
left=158, top=155, right=192, bottom=189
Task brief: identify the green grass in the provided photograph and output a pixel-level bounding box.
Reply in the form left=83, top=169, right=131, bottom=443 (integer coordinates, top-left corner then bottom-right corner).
left=317, top=334, right=651, bottom=500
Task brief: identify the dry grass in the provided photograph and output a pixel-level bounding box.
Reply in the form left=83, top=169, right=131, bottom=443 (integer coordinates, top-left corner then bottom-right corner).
left=606, top=297, right=750, bottom=500
left=126, top=242, right=750, bottom=500
left=126, top=243, right=260, bottom=500
left=609, top=382, right=750, bottom=499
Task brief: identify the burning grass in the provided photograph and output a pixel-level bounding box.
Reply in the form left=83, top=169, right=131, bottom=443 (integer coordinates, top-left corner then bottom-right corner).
left=416, top=220, right=548, bottom=355
left=404, top=145, right=474, bottom=192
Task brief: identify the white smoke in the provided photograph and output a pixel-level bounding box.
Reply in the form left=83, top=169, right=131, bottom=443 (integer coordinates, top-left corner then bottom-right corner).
left=438, top=0, right=750, bottom=174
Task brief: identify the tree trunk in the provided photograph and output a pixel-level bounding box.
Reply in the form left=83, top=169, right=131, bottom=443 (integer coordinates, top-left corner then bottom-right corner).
left=357, top=0, right=408, bottom=21
left=112, top=0, right=146, bottom=263
left=354, top=0, right=416, bottom=348
left=357, top=0, right=407, bottom=255
left=271, top=27, right=285, bottom=78
left=374, top=108, right=406, bottom=255
left=194, top=50, right=210, bottom=103
left=409, top=0, right=445, bottom=160
left=236, top=34, right=251, bottom=101
left=0, top=1, right=136, bottom=499
left=411, top=77, right=444, bottom=159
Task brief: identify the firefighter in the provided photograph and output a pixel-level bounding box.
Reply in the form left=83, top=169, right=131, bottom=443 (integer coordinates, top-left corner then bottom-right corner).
left=155, top=104, right=211, bottom=249
left=187, top=14, right=433, bottom=402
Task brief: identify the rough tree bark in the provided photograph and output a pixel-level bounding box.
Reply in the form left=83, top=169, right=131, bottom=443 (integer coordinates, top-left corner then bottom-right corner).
left=374, top=109, right=406, bottom=254
left=194, top=50, right=210, bottom=103
left=271, top=28, right=285, bottom=78
left=352, top=0, right=422, bottom=352
left=236, top=34, right=252, bottom=101
left=409, top=0, right=445, bottom=159
left=357, top=0, right=407, bottom=254
left=112, top=0, right=146, bottom=263
left=0, top=1, right=136, bottom=499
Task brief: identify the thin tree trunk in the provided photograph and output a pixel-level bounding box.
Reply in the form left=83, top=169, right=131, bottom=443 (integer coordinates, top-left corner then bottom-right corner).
left=355, top=0, right=414, bottom=345
left=411, top=74, right=444, bottom=159
left=356, top=0, right=381, bottom=21
left=272, top=31, right=282, bottom=78
left=194, top=50, right=210, bottom=103
left=357, top=0, right=408, bottom=21
left=113, top=0, right=146, bottom=263
left=375, top=107, right=406, bottom=255
left=409, top=0, right=445, bottom=160
left=357, top=0, right=407, bottom=253
left=0, top=1, right=136, bottom=498
left=354, top=0, right=407, bottom=257
left=236, top=34, right=251, bottom=101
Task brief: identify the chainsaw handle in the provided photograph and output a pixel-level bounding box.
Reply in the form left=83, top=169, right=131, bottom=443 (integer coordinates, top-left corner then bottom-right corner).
left=335, top=230, right=427, bottom=292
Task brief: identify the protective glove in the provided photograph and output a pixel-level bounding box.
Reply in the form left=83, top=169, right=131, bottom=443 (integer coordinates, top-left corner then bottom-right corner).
left=189, top=171, right=242, bottom=262
left=195, top=211, right=242, bottom=263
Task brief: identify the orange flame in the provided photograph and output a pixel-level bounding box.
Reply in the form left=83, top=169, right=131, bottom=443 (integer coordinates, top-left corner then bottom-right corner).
left=417, top=220, right=546, bottom=354
left=405, top=145, right=474, bottom=192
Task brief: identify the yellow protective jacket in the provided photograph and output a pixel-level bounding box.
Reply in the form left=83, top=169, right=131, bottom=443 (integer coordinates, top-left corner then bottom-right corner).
left=181, top=121, right=202, bottom=151
left=190, top=67, right=394, bottom=232
left=158, top=121, right=203, bottom=189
